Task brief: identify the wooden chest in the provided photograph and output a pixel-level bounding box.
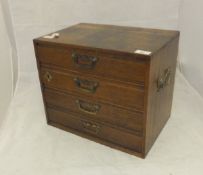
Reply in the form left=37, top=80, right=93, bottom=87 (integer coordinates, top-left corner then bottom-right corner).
left=33, top=23, right=179, bottom=158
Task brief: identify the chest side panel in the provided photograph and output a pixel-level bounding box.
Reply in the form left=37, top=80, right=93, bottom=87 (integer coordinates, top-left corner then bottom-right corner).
left=145, top=36, right=179, bottom=156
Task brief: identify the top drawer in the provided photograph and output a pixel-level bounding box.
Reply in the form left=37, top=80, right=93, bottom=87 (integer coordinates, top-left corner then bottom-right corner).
left=37, top=45, right=147, bottom=84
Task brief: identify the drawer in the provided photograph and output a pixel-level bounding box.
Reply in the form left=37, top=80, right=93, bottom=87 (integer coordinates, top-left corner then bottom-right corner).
left=47, top=107, right=143, bottom=153
left=44, top=89, right=144, bottom=135
left=37, top=45, right=147, bottom=83
left=41, top=68, right=145, bottom=110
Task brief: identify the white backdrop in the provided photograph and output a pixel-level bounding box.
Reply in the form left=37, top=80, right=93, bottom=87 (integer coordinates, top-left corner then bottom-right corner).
left=1, top=0, right=18, bottom=88
left=0, top=3, right=13, bottom=122
left=179, top=0, right=203, bottom=97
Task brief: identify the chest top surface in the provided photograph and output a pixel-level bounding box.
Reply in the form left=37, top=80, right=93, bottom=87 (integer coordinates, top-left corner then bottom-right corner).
left=35, top=23, right=179, bottom=55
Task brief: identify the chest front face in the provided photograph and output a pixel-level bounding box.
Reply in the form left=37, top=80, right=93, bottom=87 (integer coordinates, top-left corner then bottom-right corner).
left=33, top=23, right=179, bottom=158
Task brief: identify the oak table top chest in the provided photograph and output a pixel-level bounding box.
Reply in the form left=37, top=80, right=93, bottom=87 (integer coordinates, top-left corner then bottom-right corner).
left=33, top=23, right=179, bottom=158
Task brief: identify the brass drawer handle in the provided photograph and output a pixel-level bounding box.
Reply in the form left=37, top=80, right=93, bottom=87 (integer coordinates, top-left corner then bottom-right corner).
left=157, top=68, right=171, bottom=91
left=44, top=71, right=52, bottom=82
left=72, top=52, right=98, bottom=69
left=82, top=121, right=100, bottom=134
left=76, top=100, right=100, bottom=115
left=74, top=77, right=99, bottom=93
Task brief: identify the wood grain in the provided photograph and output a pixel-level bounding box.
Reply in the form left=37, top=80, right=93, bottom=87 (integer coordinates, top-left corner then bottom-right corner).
left=35, top=23, right=179, bottom=54
left=37, top=45, right=147, bottom=83
left=33, top=23, right=180, bottom=158
left=40, top=67, right=145, bottom=111
left=44, top=89, right=144, bottom=136
left=47, top=107, right=143, bottom=153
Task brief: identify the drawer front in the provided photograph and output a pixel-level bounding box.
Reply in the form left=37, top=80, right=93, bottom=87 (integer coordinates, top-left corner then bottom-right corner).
left=41, top=68, right=144, bottom=110
left=47, top=107, right=143, bottom=153
left=44, top=89, right=143, bottom=135
left=37, top=45, right=147, bottom=83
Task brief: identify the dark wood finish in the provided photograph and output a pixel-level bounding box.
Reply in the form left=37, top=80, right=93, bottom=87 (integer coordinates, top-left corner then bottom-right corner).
left=33, top=23, right=179, bottom=158
left=144, top=37, right=179, bottom=155
left=47, top=108, right=143, bottom=153
left=35, top=23, right=178, bottom=54
left=40, top=67, right=145, bottom=110
left=37, top=45, right=147, bottom=83
left=44, top=89, right=144, bottom=136
left=48, top=121, right=143, bottom=157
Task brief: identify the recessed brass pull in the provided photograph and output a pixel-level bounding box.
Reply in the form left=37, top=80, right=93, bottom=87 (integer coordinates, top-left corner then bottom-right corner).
left=72, top=52, right=98, bottom=69
left=74, top=77, right=99, bottom=93
left=82, top=121, right=100, bottom=134
left=76, top=99, right=100, bottom=115
left=44, top=71, right=52, bottom=82
left=157, top=68, right=171, bottom=91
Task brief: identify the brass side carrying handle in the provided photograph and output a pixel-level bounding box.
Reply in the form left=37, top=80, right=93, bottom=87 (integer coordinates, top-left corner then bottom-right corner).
left=74, top=77, right=99, bottom=93
left=82, top=120, right=100, bottom=134
left=72, top=52, right=98, bottom=69
left=157, top=68, right=171, bottom=91
left=44, top=71, right=52, bottom=82
left=76, top=100, right=100, bottom=115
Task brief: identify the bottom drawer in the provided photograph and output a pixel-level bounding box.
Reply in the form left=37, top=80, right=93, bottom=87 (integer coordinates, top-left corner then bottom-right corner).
left=44, top=89, right=143, bottom=135
left=47, top=107, right=143, bottom=153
